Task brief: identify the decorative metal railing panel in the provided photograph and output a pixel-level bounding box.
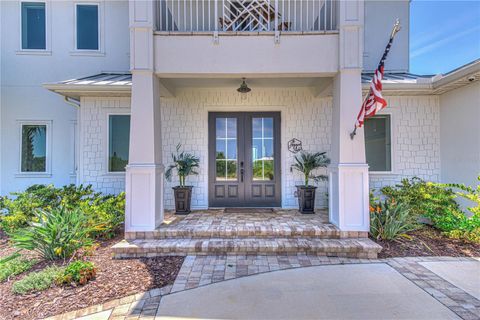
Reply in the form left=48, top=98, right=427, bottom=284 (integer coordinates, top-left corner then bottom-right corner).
left=156, top=0, right=337, bottom=32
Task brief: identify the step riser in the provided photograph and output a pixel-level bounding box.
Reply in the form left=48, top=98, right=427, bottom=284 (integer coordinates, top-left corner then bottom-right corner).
left=114, top=251, right=378, bottom=259
left=112, top=238, right=381, bottom=259
left=124, top=231, right=368, bottom=240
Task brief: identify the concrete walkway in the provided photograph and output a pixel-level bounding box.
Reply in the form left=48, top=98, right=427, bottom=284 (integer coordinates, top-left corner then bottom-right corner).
left=46, top=256, right=480, bottom=320
left=420, top=261, right=480, bottom=300
left=157, top=263, right=460, bottom=320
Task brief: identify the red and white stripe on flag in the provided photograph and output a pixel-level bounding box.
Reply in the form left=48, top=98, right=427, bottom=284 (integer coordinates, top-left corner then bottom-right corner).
left=355, top=66, right=387, bottom=128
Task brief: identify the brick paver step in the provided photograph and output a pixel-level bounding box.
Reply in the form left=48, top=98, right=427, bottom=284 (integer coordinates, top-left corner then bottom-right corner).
left=124, top=210, right=368, bottom=240
left=112, top=238, right=382, bottom=259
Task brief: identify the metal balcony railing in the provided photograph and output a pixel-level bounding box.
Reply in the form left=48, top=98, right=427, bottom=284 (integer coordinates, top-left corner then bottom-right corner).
left=156, top=0, right=337, bottom=33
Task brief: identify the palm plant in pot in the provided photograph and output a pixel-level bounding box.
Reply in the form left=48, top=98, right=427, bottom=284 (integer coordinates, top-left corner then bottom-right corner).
left=291, top=151, right=330, bottom=214
left=165, top=144, right=200, bottom=215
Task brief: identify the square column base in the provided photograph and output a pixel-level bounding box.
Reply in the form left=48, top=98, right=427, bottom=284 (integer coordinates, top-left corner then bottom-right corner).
left=328, top=163, right=370, bottom=232
left=125, top=164, right=164, bottom=232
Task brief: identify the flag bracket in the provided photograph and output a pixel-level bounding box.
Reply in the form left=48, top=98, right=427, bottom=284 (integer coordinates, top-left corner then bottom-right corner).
left=349, top=126, right=357, bottom=140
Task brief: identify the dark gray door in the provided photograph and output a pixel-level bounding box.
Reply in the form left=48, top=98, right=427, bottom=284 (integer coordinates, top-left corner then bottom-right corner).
left=209, top=112, right=281, bottom=207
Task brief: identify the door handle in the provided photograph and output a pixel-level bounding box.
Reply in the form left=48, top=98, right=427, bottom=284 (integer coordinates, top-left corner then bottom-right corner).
left=240, top=169, right=244, bottom=182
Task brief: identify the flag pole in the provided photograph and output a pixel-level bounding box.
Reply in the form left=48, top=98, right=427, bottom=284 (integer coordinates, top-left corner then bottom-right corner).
left=350, top=19, right=401, bottom=140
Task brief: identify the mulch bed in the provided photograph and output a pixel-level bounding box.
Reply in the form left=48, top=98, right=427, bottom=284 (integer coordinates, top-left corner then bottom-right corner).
left=375, top=226, right=480, bottom=258
left=0, top=232, right=184, bottom=320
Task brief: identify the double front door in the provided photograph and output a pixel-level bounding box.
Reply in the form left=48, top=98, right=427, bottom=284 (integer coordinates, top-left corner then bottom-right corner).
left=208, top=112, right=281, bottom=207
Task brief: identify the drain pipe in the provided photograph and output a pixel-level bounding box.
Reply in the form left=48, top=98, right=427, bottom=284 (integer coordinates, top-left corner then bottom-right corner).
left=64, top=96, right=80, bottom=108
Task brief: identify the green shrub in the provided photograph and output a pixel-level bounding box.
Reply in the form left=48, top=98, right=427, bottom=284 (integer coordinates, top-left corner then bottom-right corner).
left=0, top=256, right=37, bottom=282
left=11, top=208, right=95, bottom=260
left=12, top=266, right=64, bottom=295
left=57, top=261, right=96, bottom=286
left=370, top=200, right=414, bottom=240
left=381, top=177, right=458, bottom=220
left=433, top=176, right=480, bottom=243
left=0, top=184, right=125, bottom=238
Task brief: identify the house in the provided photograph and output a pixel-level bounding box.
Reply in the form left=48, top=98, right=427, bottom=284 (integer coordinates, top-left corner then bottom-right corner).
left=1, top=1, right=479, bottom=255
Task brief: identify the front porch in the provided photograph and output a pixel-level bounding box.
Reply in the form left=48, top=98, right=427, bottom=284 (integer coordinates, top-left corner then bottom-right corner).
left=113, top=209, right=381, bottom=258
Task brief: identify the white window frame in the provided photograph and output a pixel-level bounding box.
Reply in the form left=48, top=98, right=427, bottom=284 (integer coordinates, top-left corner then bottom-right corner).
left=105, top=112, right=130, bottom=175
left=17, top=0, right=52, bottom=55
left=17, top=120, right=52, bottom=177
left=366, top=112, right=396, bottom=175
left=71, top=1, right=105, bottom=56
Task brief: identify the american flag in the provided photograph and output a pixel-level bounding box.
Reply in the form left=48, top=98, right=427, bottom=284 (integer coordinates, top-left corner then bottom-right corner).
left=354, top=20, right=401, bottom=130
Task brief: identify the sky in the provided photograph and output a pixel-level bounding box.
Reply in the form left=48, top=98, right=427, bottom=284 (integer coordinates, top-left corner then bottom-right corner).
left=409, top=0, right=480, bottom=75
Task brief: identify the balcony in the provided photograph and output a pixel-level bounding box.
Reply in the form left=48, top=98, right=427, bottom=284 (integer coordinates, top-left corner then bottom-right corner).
left=155, top=0, right=337, bottom=33
left=153, top=0, right=339, bottom=77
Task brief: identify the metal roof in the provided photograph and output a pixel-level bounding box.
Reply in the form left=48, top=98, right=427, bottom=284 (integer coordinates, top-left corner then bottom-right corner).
left=57, top=72, right=132, bottom=86
left=361, top=72, right=433, bottom=84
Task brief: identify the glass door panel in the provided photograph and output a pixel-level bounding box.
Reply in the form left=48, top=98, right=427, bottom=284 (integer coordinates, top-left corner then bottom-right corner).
left=215, top=118, right=238, bottom=181
left=252, top=117, right=274, bottom=181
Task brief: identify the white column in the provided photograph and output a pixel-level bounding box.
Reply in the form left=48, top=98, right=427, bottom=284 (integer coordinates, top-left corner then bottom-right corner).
left=328, top=0, right=369, bottom=232
left=125, top=0, right=164, bottom=231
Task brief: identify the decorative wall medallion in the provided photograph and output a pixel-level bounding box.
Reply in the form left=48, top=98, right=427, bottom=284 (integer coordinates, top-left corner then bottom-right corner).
left=288, top=138, right=303, bottom=153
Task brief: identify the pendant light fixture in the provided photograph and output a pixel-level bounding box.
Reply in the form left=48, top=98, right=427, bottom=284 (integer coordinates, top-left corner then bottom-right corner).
left=237, top=78, right=251, bottom=99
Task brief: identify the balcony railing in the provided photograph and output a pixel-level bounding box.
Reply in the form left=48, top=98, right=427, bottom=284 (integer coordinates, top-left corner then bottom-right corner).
left=156, top=0, right=337, bottom=33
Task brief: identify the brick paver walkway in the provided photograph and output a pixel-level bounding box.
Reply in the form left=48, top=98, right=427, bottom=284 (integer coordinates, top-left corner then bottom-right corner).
left=45, top=255, right=479, bottom=320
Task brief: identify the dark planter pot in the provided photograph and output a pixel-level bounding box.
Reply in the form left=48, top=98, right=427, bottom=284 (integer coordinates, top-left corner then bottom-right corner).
left=173, top=186, right=193, bottom=215
left=296, top=185, right=317, bottom=214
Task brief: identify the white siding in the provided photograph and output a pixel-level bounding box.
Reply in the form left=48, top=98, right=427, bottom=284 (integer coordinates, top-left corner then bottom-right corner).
left=363, top=0, right=410, bottom=72
left=80, top=92, right=442, bottom=209
left=369, top=95, right=441, bottom=190
left=0, top=0, right=129, bottom=195
left=78, top=97, right=130, bottom=195
left=440, top=82, right=480, bottom=188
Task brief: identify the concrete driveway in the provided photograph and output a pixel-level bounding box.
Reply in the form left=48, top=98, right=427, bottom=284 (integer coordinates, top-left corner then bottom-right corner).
left=156, top=263, right=460, bottom=320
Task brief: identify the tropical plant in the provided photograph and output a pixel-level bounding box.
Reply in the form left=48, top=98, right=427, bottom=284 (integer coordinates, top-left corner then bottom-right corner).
left=165, top=144, right=200, bottom=187
left=0, top=184, right=125, bottom=237
left=381, top=177, right=458, bottom=219
left=433, top=176, right=480, bottom=243
left=12, top=266, right=64, bottom=295
left=0, top=256, right=37, bottom=282
left=290, top=151, right=330, bottom=187
left=11, top=208, right=95, bottom=260
left=370, top=199, right=414, bottom=240
left=57, top=261, right=96, bottom=286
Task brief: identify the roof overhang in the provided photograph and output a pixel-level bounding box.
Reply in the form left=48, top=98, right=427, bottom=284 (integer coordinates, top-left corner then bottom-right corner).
left=362, top=60, right=480, bottom=96
left=43, top=83, right=131, bottom=100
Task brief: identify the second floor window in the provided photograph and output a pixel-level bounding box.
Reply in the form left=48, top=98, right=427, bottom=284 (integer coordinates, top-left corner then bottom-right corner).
left=21, top=2, right=46, bottom=50
left=365, top=115, right=392, bottom=172
left=76, top=4, right=99, bottom=50
left=108, top=115, right=130, bottom=172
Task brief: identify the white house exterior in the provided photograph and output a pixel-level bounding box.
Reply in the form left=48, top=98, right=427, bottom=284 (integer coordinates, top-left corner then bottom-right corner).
left=1, top=0, right=479, bottom=236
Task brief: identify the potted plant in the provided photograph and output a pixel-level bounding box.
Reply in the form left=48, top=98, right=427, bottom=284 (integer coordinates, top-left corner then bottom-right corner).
left=165, top=144, right=200, bottom=215
left=291, top=151, right=330, bottom=214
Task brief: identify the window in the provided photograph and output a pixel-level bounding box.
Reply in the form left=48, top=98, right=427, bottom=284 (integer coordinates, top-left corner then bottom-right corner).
left=76, top=4, right=99, bottom=50
left=108, top=115, right=130, bottom=172
left=21, top=124, right=47, bottom=172
left=21, top=2, right=46, bottom=50
left=365, top=115, right=392, bottom=172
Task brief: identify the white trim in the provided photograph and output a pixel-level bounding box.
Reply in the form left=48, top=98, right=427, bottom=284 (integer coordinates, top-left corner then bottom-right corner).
left=16, top=120, right=53, bottom=177
left=69, top=120, right=78, bottom=178
left=72, top=1, right=104, bottom=54
left=17, top=0, right=51, bottom=54
left=365, top=112, right=396, bottom=175
left=105, top=112, right=130, bottom=175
